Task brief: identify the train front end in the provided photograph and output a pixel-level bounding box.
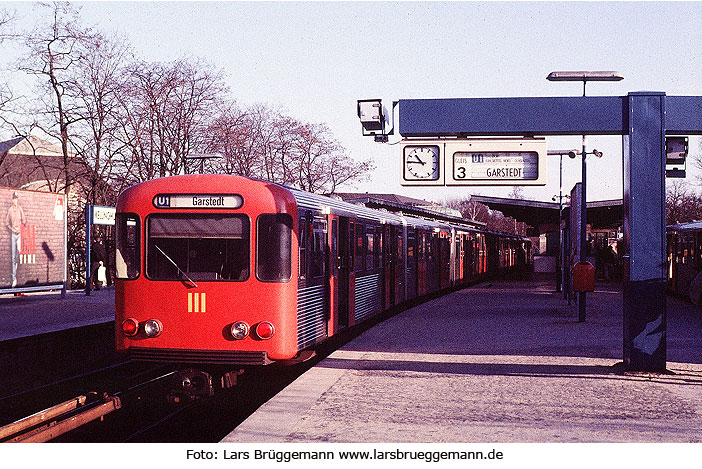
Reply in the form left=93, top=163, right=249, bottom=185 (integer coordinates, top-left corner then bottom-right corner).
left=114, top=175, right=299, bottom=393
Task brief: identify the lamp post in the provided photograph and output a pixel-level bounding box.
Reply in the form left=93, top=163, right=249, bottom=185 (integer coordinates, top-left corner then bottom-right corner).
left=547, top=71, right=623, bottom=322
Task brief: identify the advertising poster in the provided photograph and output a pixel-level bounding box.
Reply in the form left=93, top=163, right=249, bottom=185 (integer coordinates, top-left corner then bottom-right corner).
left=0, top=187, right=66, bottom=292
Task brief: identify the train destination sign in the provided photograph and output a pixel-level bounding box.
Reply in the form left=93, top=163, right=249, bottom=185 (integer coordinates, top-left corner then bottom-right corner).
left=153, top=194, right=244, bottom=209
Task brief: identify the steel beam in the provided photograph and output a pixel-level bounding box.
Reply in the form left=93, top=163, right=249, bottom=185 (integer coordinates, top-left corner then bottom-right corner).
left=399, top=96, right=702, bottom=137
left=399, top=97, right=626, bottom=136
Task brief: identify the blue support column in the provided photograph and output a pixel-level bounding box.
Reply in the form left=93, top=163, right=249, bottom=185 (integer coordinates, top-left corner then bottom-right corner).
left=622, top=92, right=667, bottom=371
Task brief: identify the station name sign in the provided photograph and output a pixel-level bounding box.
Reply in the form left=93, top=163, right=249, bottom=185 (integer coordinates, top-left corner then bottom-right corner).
left=400, top=138, right=547, bottom=186
left=153, top=194, right=244, bottom=209
left=90, top=205, right=116, bottom=225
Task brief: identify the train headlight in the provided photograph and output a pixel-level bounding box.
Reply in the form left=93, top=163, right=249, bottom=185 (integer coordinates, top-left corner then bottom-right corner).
left=121, top=318, right=139, bottom=337
left=143, top=319, right=163, bottom=338
left=254, top=322, right=275, bottom=340
left=231, top=321, right=250, bottom=340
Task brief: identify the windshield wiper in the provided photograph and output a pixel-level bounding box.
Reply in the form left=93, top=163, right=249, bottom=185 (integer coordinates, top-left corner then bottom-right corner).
left=153, top=244, right=198, bottom=288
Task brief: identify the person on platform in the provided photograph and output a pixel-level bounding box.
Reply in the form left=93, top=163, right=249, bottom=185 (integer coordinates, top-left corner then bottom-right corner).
left=91, top=235, right=107, bottom=290
left=5, top=191, right=26, bottom=288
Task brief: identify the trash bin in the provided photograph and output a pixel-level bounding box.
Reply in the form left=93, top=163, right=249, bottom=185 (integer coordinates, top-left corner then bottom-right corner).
left=572, top=261, right=595, bottom=292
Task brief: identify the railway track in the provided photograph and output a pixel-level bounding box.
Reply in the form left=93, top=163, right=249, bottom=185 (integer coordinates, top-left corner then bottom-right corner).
left=1, top=324, right=368, bottom=442
left=0, top=360, right=175, bottom=442
left=1, top=297, right=421, bottom=442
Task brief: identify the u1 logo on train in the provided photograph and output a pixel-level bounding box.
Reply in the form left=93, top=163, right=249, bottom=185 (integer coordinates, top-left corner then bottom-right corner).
left=154, top=195, right=171, bottom=208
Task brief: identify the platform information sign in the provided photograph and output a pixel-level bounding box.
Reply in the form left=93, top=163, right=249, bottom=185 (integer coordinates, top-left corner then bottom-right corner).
left=446, top=139, right=546, bottom=186
left=453, top=152, right=539, bottom=181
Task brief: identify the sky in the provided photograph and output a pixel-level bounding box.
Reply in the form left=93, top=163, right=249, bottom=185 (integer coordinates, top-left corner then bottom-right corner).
left=2, top=1, right=701, bottom=205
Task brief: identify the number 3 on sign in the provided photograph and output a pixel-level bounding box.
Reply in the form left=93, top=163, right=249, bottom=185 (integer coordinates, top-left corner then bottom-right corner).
left=455, top=166, right=467, bottom=179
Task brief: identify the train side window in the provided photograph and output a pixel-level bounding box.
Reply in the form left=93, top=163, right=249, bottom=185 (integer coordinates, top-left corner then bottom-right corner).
left=311, top=217, right=328, bottom=278
left=331, top=219, right=338, bottom=276
left=355, top=223, right=364, bottom=272
left=257, top=214, right=293, bottom=282
left=366, top=226, right=374, bottom=271
left=407, top=231, right=416, bottom=265
left=115, top=213, right=140, bottom=279
left=349, top=222, right=355, bottom=272
left=298, top=218, right=308, bottom=280
left=375, top=226, right=382, bottom=269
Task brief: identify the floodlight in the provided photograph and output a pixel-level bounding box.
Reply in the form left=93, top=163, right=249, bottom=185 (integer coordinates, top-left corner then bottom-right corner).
left=546, top=71, right=624, bottom=82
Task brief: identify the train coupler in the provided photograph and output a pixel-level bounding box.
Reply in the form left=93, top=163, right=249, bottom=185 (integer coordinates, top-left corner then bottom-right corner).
left=167, top=369, right=214, bottom=403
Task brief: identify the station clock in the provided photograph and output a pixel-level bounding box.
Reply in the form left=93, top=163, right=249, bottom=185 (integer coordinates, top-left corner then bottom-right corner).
left=403, top=145, right=440, bottom=181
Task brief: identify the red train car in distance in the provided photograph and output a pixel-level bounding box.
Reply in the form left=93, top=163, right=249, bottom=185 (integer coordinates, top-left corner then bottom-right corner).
left=115, top=174, right=531, bottom=398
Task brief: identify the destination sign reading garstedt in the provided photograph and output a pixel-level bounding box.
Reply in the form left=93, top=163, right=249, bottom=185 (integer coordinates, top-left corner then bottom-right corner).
left=453, top=152, right=539, bottom=180
left=153, top=194, right=244, bottom=209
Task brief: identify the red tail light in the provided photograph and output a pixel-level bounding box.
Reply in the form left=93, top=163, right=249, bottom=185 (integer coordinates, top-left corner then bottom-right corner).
left=254, top=322, right=275, bottom=340
left=122, top=318, right=139, bottom=337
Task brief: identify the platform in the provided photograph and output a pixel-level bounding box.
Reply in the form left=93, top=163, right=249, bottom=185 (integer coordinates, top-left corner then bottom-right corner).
left=0, top=288, right=114, bottom=341
left=223, top=279, right=702, bottom=443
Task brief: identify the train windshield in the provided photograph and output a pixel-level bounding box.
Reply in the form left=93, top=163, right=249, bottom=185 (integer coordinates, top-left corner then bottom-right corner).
left=146, top=214, right=250, bottom=282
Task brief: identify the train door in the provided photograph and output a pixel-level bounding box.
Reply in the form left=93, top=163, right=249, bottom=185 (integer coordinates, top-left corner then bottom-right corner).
left=406, top=228, right=417, bottom=299
left=384, top=225, right=393, bottom=307
left=348, top=220, right=357, bottom=325
left=457, top=233, right=464, bottom=284
left=464, top=234, right=473, bottom=281
left=328, top=216, right=341, bottom=334
left=440, top=231, right=450, bottom=289
left=394, top=227, right=404, bottom=304
left=337, top=217, right=350, bottom=329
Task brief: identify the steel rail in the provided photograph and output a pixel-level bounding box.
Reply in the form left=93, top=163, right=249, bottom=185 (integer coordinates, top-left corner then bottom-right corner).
left=1, top=369, right=177, bottom=443
left=0, top=394, right=121, bottom=443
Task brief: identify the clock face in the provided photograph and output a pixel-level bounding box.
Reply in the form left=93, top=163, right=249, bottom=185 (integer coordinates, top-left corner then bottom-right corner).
left=404, top=145, right=440, bottom=180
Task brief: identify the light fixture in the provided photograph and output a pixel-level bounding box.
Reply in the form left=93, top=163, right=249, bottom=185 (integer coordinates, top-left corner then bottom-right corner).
left=231, top=321, right=250, bottom=340
left=143, top=319, right=163, bottom=338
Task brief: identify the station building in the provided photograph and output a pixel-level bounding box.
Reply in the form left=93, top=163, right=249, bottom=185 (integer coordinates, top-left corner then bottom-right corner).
left=471, top=195, right=624, bottom=276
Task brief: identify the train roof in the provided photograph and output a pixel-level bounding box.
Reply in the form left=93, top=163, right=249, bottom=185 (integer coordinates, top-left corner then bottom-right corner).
left=667, top=220, right=702, bottom=232
left=289, top=188, right=405, bottom=224
left=117, top=175, right=529, bottom=242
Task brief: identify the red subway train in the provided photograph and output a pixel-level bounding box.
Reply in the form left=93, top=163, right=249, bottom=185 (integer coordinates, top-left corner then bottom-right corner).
left=114, top=174, right=531, bottom=396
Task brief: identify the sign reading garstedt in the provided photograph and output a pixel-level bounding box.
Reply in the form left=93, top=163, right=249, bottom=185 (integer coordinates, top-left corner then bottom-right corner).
left=153, top=194, right=244, bottom=209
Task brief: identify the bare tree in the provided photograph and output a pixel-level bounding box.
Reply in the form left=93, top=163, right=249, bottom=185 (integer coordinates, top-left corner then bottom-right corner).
left=666, top=179, right=702, bottom=224
left=121, top=57, right=228, bottom=181
left=293, top=121, right=373, bottom=193
left=204, top=100, right=255, bottom=176
left=694, top=137, right=702, bottom=187
left=205, top=103, right=373, bottom=194
left=445, top=197, right=490, bottom=222
left=18, top=1, right=87, bottom=194
left=67, top=30, right=132, bottom=205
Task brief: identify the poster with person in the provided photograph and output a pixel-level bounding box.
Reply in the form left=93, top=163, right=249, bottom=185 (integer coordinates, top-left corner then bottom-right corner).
left=1, top=187, right=66, bottom=292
